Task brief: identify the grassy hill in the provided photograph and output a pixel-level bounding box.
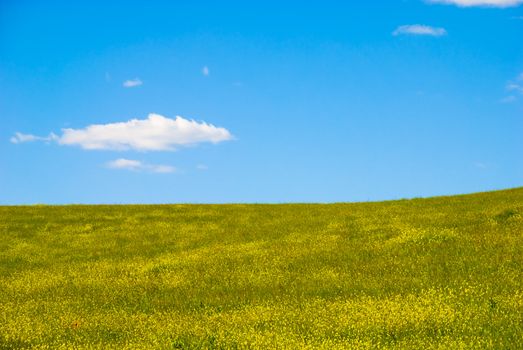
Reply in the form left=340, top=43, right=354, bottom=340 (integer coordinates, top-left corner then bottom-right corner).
left=1, top=188, right=522, bottom=349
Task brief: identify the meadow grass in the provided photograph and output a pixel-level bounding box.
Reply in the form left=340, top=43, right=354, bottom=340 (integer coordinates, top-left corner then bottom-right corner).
left=0, top=188, right=522, bottom=349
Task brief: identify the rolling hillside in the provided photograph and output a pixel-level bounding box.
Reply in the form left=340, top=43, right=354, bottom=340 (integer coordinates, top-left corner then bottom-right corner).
left=1, top=188, right=522, bottom=349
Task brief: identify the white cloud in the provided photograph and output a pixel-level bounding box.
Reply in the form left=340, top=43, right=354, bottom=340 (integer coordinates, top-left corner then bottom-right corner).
left=196, top=164, right=208, bottom=170
left=152, top=165, right=177, bottom=173
left=107, top=158, right=176, bottom=173
left=59, top=114, right=232, bottom=151
left=122, top=78, right=142, bottom=88
left=393, top=24, right=447, bottom=36
left=501, top=74, right=523, bottom=102
left=107, top=158, right=142, bottom=170
left=428, top=0, right=523, bottom=7
left=202, top=66, right=210, bottom=76
left=10, top=132, right=57, bottom=144
left=507, top=83, right=523, bottom=94
left=11, top=114, right=233, bottom=151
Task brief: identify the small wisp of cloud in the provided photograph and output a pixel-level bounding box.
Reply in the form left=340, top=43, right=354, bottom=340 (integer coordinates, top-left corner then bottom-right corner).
left=107, top=158, right=176, bottom=173
left=10, top=132, right=57, bottom=144
left=427, top=0, right=523, bottom=7
left=506, top=80, right=523, bottom=96
left=196, top=164, right=208, bottom=171
left=507, top=83, right=523, bottom=94
left=393, top=24, right=447, bottom=37
left=202, top=66, right=210, bottom=77
left=500, top=73, right=523, bottom=102
left=122, top=78, right=143, bottom=88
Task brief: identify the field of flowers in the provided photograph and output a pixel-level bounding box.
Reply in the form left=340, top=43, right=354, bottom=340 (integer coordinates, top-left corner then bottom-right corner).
left=1, top=188, right=522, bottom=349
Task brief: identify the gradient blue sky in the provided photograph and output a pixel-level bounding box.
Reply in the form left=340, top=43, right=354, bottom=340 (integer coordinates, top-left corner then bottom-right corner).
left=1, top=0, right=522, bottom=204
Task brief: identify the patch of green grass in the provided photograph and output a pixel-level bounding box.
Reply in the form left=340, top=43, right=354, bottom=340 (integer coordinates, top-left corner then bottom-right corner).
left=1, top=188, right=522, bottom=349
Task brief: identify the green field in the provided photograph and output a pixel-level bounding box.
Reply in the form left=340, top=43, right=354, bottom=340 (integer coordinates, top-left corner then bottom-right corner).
left=1, top=188, right=522, bottom=349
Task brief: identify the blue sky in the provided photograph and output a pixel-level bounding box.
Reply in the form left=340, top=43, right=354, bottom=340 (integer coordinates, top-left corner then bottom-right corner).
left=1, top=0, right=522, bottom=204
